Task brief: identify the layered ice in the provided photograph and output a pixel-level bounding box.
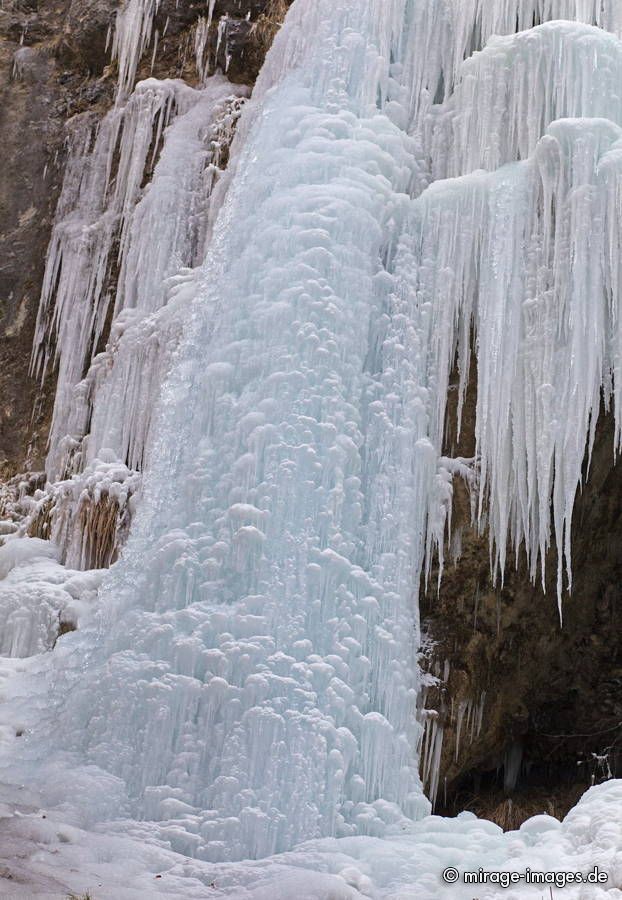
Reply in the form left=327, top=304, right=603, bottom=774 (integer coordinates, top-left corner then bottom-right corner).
left=33, top=75, right=247, bottom=484
left=28, top=8, right=432, bottom=858
left=427, top=21, right=622, bottom=178
left=83, top=79, right=247, bottom=475
left=32, top=78, right=186, bottom=480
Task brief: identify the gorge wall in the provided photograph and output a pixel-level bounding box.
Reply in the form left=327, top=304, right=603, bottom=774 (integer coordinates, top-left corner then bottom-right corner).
left=1, top=0, right=620, bottom=839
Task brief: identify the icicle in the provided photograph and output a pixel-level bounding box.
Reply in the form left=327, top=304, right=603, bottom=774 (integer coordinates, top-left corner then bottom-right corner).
left=150, top=28, right=159, bottom=74
left=30, top=76, right=247, bottom=571
left=400, top=0, right=622, bottom=125
left=454, top=699, right=469, bottom=761
left=427, top=22, right=622, bottom=181
left=476, top=691, right=486, bottom=738
left=111, top=0, right=162, bottom=100
left=32, top=79, right=190, bottom=482
left=504, top=740, right=524, bottom=792
left=422, top=716, right=444, bottom=807
left=194, top=16, right=211, bottom=84
left=215, top=15, right=229, bottom=68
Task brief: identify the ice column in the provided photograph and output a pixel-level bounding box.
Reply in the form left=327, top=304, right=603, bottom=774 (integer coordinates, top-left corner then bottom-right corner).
left=37, top=0, right=432, bottom=863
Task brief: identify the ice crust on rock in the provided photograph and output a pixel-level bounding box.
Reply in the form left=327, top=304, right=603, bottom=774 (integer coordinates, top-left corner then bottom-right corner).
left=34, top=75, right=247, bottom=484
left=4, top=0, right=622, bottom=893
left=0, top=538, right=103, bottom=659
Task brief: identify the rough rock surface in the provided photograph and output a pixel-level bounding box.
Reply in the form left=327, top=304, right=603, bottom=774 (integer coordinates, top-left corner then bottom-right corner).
left=0, top=0, right=289, bottom=479
left=423, top=376, right=622, bottom=827
left=0, top=1, right=72, bottom=478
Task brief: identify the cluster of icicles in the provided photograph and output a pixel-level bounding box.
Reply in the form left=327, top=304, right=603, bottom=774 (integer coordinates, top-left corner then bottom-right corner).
left=11, top=0, right=622, bottom=864
left=29, top=8, right=248, bottom=563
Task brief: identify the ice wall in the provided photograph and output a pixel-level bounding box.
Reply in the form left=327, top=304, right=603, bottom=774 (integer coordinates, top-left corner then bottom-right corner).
left=33, top=76, right=247, bottom=484
left=33, top=0, right=434, bottom=861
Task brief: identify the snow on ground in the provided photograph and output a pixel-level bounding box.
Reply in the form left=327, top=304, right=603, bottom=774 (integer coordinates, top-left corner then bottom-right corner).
left=0, top=776, right=621, bottom=897
left=0, top=539, right=618, bottom=899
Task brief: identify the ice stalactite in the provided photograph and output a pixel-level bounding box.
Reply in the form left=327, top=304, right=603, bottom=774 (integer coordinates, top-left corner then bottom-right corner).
left=32, top=9, right=247, bottom=511
left=401, top=0, right=622, bottom=122
left=84, top=79, right=248, bottom=477
left=111, top=0, right=161, bottom=100
left=397, top=111, right=622, bottom=612
left=33, top=75, right=247, bottom=499
left=420, top=711, right=444, bottom=807
left=427, top=22, right=622, bottom=179
left=32, top=79, right=186, bottom=480
left=454, top=694, right=486, bottom=764
left=194, top=1, right=219, bottom=84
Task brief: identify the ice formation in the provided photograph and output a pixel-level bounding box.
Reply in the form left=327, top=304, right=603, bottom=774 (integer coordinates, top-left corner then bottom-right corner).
left=33, top=75, right=248, bottom=484
left=0, top=544, right=102, bottom=659
left=2, top=0, right=622, bottom=895
left=111, top=0, right=161, bottom=99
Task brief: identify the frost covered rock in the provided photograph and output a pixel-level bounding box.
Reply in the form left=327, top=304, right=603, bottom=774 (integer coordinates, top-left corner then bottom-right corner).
left=0, top=535, right=57, bottom=580
left=0, top=538, right=103, bottom=658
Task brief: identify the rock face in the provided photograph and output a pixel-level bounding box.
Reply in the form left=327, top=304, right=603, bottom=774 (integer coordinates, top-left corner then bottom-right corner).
left=423, top=382, right=622, bottom=827
left=0, top=0, right=290, bottom=479
left=0, top=1, right=70, bottom=477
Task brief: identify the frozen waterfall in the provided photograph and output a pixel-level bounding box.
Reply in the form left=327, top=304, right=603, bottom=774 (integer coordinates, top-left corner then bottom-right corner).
left=2, top=0, right=622, bottom=896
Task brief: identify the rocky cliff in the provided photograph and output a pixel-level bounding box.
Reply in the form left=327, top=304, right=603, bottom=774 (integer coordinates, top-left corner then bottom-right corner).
left=422, top=379, right=622, bottom=826
left=0, top=0, right=287, bottom=478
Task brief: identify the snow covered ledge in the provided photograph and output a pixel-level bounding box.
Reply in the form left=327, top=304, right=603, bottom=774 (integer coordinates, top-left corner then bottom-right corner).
left=0, top=537, right=104, bottom=660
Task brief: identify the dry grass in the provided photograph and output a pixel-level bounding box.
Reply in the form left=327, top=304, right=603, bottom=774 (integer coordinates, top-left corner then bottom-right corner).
left=77, top=493, right=120, bottom=570
left=250, top=0, right=290, bottom=54
left=456, top=782, right=587, bottom=831
left=482, top=797, right=556, bottom=831
left=27, top=497, right=54, bottom=540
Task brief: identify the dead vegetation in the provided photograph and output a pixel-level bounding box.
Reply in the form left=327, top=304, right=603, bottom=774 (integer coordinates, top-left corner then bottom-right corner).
left=250, top=0, right=290, bottom=55
left=77, top=493, right=121, bottom=570
left=27, top=496, right=54, bottom=540
left=445, top=782, right=587, bottom=831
